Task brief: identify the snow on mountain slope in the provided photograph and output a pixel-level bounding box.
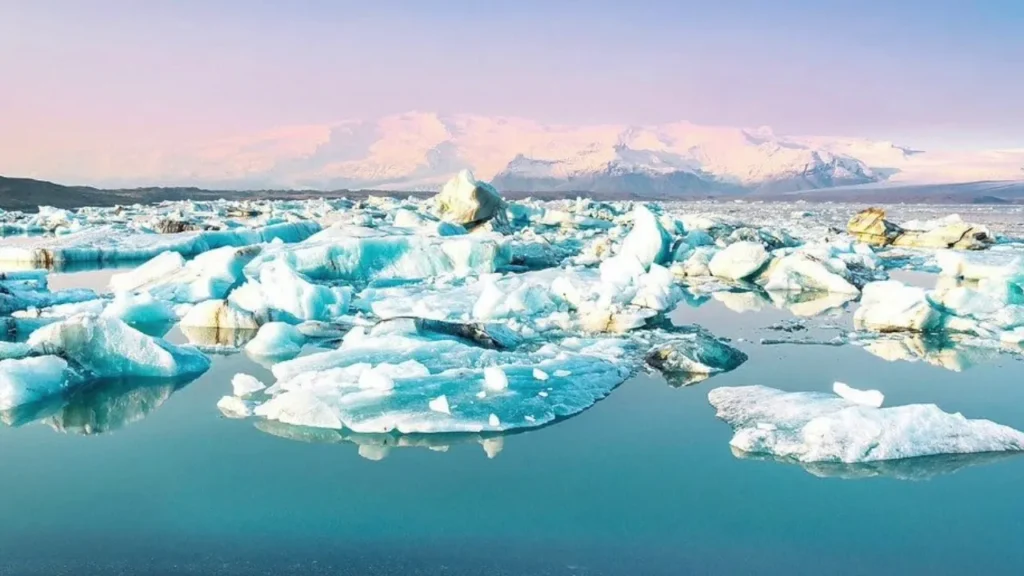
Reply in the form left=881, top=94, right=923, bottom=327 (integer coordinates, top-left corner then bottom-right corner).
left=4, top=113, right=1022, bottom=192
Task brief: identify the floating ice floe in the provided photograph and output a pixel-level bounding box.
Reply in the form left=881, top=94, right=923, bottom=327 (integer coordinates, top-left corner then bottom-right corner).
left=28, top=314, right=210, bottom=380
left=709, top=385, right=1024, bottom=463
left=0, top=221, right=319, bottom=267
left=241, top=328, right=630, bottom=434
left=832, top=381, right=884, bottom=408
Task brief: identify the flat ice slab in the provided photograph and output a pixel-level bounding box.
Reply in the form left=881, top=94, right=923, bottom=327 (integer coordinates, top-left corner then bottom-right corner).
left=709, top=385, right=1024, bottom=463
left=248, top=331, right=630, bottom=434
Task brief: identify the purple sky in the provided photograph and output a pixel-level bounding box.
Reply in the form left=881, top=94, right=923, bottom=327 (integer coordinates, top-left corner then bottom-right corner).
left=2, top=0, right=1023, bottom=182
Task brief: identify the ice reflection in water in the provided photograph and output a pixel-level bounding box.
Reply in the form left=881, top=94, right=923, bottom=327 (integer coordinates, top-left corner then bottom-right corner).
left=730, top=447, right=1022, bottom=481
left=0, top=374, right=200, bottom=434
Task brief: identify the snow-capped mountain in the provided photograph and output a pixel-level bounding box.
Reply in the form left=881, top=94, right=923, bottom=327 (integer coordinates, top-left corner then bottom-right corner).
left=6, top=112, right=1023, bottom=192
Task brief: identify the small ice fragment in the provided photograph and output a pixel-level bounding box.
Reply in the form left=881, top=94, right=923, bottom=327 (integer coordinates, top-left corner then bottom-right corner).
left=488, top=413, right=500, bottom=427
left=833, top=381, right=884, bottom=408
left=232, top=373, right=267, bottom=397
left=538, top=391, right=549, bottom=398
left=476, top=390, right=487, bottom=398
left=553, top=369, right=572, bottom=378
left=525, top=415, right=536, bottom=423
left=483, top=366, right=509, bottom=391
left=533, top=368, right=549, bottom=381
left=429, top=395, right=451, bottom=415
left=358, top=369, right=395, bottom=391
left=217, top=396, right=253, bottom=418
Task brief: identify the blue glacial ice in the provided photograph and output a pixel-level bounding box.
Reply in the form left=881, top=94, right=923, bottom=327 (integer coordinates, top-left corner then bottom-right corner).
left=28, top=314, right=210, bottom=380
left=709, top=385, right=1024, bottom=463
left=0, top=356, right=71, bottom=410
left=228, top=260, right=351, bottom=323
left=239, top=326, right=631, bottom=433
left=0, top=221, right=319, bottom=267
left=243, top=224, right=510, bottom=283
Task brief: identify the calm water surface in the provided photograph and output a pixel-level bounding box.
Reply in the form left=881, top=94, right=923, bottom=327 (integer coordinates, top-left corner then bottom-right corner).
left=1, top=269, right=1023, bottom=575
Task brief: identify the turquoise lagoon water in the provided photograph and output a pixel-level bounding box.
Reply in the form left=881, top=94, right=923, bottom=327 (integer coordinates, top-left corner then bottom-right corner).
left=1, top=269, right=1024, bottom=575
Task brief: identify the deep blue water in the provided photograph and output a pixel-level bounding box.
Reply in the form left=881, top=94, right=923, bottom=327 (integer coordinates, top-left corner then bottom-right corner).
left=2, top=270, right=1024, bottom=575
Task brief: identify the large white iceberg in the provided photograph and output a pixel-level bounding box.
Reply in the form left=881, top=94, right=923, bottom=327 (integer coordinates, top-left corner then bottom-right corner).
left=708, top=241, right=769, bottom=281
left=854, top=281, right=941, bottom=332
left=709, top=385, right=1024, bottom=463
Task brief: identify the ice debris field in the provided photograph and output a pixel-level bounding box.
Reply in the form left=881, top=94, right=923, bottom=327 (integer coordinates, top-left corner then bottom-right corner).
left=3, top=169, right=1024, bottom=470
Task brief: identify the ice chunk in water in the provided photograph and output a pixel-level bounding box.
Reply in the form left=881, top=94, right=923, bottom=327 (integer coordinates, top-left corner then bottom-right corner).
left=231, top=373, right=267, bottom=397
left=180, top=299, right=264, bottom=331
left=0, top=356, right=70, bottom=410
left=229, top=261, right=351, bottom=323
left=832, top=382, right=884, bottom=408
left=645, top=332, right=748, bottom=384
left=618, top=205, right=672, bottom=269
left=28, top=315, right=210, bottom=379
left=854, top=281, right=941, bottom=332
left=112, top=246, right=260, bottom=304
left=244, top=322, right=305, bottom=358
left=217, top=396, right=254, bottom=419
left=708, top=242, right=769, bottom=281
left=709, top=385, right=1024, bottom=463
left=102, top=292, right=177, bottom=327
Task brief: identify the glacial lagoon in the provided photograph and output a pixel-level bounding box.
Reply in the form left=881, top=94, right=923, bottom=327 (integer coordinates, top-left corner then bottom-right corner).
left=2, top=193, right=1024, bottom=575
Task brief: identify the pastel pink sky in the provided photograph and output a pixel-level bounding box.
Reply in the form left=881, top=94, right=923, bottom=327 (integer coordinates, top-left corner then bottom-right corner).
left=2, top=0, right=1023, bottom=185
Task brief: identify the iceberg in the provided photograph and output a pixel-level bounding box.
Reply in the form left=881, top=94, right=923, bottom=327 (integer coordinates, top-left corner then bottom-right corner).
left=102, top=292, right=177, bottom=327
left=243, top=225, right=510, bottom=283
left=179, top=299, right=265, bottom=331
left=434, top=170, right=508, bottom=231
left=228, top=260, right=351, bottom=323
left=708, top=241, right=769, bottom=281
left=645, top=331, right=748, bottom=385
left=618, top=204, right=672, bottom=270
left=854, top=281, right=941, bottom=332
left=244, top=322, right=306, bottom=358
left=28, top=314, right=210, bottom=379
left=110, top=245, right=261, bottom=304
left=709, top=385, right=1024, bottom=463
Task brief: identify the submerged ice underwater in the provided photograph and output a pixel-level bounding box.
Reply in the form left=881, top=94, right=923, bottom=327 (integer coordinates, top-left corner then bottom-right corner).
left=2, top=170, right=1024, bottom=573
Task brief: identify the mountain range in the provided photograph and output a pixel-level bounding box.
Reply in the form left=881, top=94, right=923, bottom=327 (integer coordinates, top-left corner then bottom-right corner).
left=5, top=113, right=1023, bottom=194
